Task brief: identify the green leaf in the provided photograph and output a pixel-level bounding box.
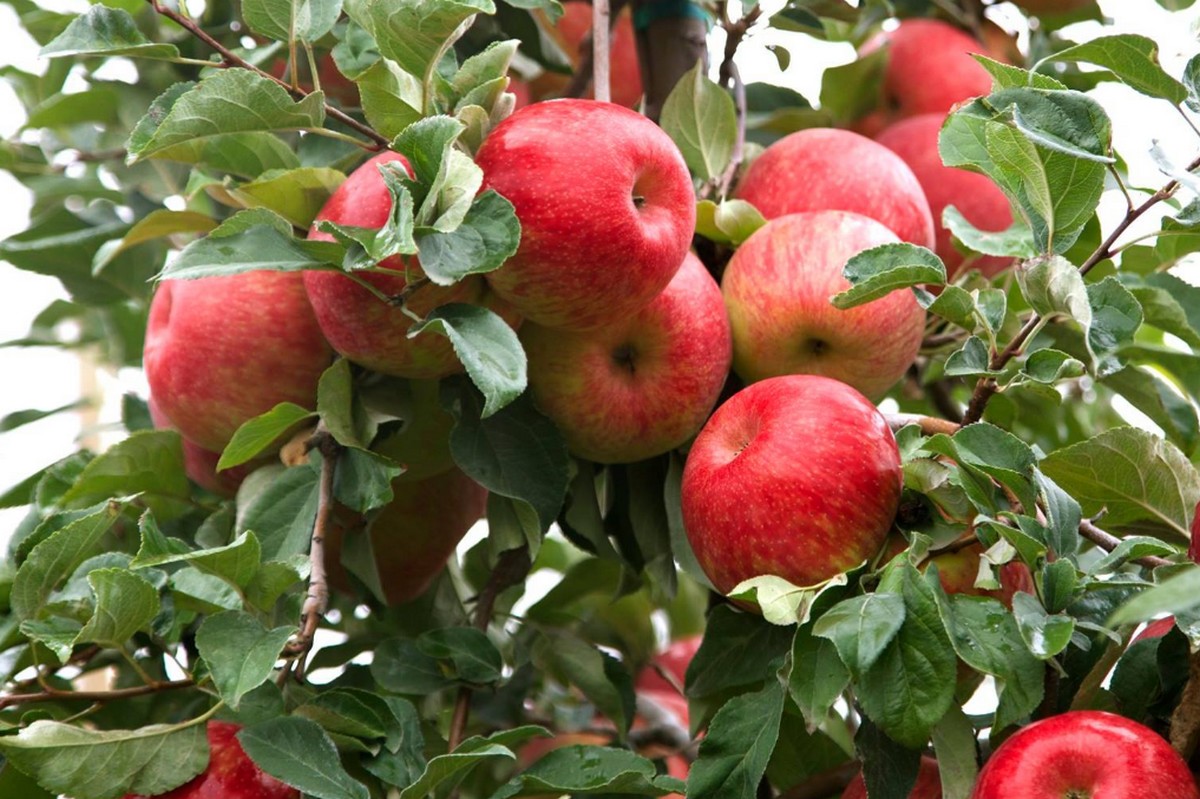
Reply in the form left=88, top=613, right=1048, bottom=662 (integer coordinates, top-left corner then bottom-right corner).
left=229, top=167, right=347, bottom=229
left=393, top=116, right=480, bottom=231
left=415, top=190, right=521, bottom=285
left=1042, top=34, right=1189, bottom=103
left=317, top=359, right=370, bottom=449
left=411, top=304, right=525, bottom=417
left=831, top=243, right=946, bottom=309
left=0, top=720, right=208, bottom=799
left=11, top=502, right=125, bottom=620
left=441, top=379, right=569, bottom=533
left=40, top=6, right=181, bottom=60
left=333, top=448, right=403, bottom=513
left=239, top=717, right=370, bottom=799
left=1087, top=277, right=1142, bottom=376
left=1185, top=53, right=1200, bottom=113
left=985, top=88, right=1114, bottom=164
left=1040, top=426, right=1200, bottom=540
left=944, top=336, right=1001, bottom=378
left=398, top=732, right=525, bottom=799
left=126, top=70, right=326, bottom=164
left=686, top=605, right=794, bottom=697
left=219, top=402, right=316, bottom=471
left=973, top=55, right=1068, bottom=91
left=856, top=716, right=922, bottom=799
left=857, top=565, right=956, bottom=748
left=74, top=568, right=160, bottom=647
left=418, top=627, right=503, bottom=684
left=372, top=637, right=455, bottom=694
left=1010, top=591, right=1075, bottom=659
left=788, top=623, right=850, bottom=731
left=490, top=745, right=683, bottom=798
left=58, top=430, right=191, bottom=520
left=25, top=87, right=120, bottom=129
left=688, top=679, right=786, bottom=799
left=243, top=0, right=344, bottom=44
left=162, top=209, right=343, bottom=280
left=196, top=611, right=294, bottom=708
left=943, top=206, right=1035, bottom=259
left=533, top=634, right=636, bottom=738
left=317, top=161, right=418, bottom=268
left=660, top=60, right=737, bottom=182
left=95, top=210, right=217, bottom=267
left=695, top=199, right=767, bottom=247
left=820, top=48, right=887, bottom=124
left=344, top=0, right=494, bottom=86
left=812, top=593, right=905, bottom=678
left=237, top=465, right=322, bottom=560
left=931, top=705, right=979, bottom=799
left=134, top=524, right=263, bottom=590
left=20, top=616, right=83, bottom=665
left=1102, top=367, right=1199, bottom=454
left=1110, top=566, right=1200, bottom=625
left=357, top=59, right=424, bottom=140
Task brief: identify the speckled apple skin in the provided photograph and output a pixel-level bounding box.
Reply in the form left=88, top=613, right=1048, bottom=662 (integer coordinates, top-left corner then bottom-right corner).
left=521, top=252, right=731, bottom=463
left=863, top=19, right=993, bottom=121
left=971, top=711, right=1200, bottom=799
left=876, top=113, right=1014, bottom=278
left=123, top=721, right=298, bottom=799
left=721, top=211, right=926, bottom=400
left=681, top=375, right=902, bottom=594
left=476, top=99, right=696, bottom=330
left=305, top=151, right=486, bottom=378
left=843, top=755, right=942, bottom=799
left=143, top=271, right=332, bottom=454
left=734, top=128, right=935, bottom=250
left=326, top=467, right=487, bottom=605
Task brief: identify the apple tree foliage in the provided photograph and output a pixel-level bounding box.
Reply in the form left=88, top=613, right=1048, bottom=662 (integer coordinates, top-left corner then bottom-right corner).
left=3, top=1, right=1200, bottom=798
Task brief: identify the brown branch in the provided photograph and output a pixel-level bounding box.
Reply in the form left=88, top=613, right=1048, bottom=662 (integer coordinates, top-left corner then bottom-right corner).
left=146, top=0, right=388, bottom=149
left=447, top=547, right=533, bottom=750
left=884, top=412, right=961, bottom=437
left=0, top=678, right=194, bottom=710
left=707, top=2, right=759, bottom=200
left=778, top=761, right=860, bottom=799
left=1170, top=651, right=1200, bottom=759
left=593, top=0, right=611, bottom=103
left=289, top=428, right=341, bottom=678
left=960, top=152, right=1200, bottom=426
left=1078, top=519, right=1174, bottom=568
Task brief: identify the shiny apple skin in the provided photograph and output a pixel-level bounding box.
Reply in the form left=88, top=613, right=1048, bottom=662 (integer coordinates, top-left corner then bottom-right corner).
left=476, top=99, right=696, bottom=331
left=521, top=252, right=731, bottom=463
left=734, top=127, right=935, bottom=250
left=681, top=375, right=902, bottom=594
left=971, top=711, right=1200, bottom=799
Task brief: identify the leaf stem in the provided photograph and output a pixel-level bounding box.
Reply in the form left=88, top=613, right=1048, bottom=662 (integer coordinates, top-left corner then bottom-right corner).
left=145, top=0, right=388, bottom=149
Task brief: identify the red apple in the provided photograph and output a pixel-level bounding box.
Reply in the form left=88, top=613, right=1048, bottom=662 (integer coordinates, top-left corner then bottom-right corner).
left=637, top=636, right=702, bottom=697
left=1135, top=617, right=1177, bottom=643
left=875, top=113, right=1014, bottom=278
left=520, top=252, right=731, bottom=463
left=305, top=151, right=490, bottom=378
left=147, top=398, right=258, bottom=497
left=475, top=99, right=695, bottom=331
left=734, top=128, right=935, bottom=249
left=509, top=76, right=533, bottom=109
left=843, top=755, right=941, bottom=798
left=544, top=1, right=643, bottom=108
left=144, top=271, right=332, bottom=454
left=681, top=375, right=902, bottom=594
left=720, top=211, right=927, bottom=400
left=325, top=467, right=487, bottom=605
left=971, top=710, right=1200, bottom=798
left=861, top=19, right=994, bottom=124
left=123, top=721, right=297, bottom=799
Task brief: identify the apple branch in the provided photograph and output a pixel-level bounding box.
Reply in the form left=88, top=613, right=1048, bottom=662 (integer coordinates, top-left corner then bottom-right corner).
left=593, top=0, right=612, bottom=103
left=0, top=678, right=195, bottom=711
left=447, top=546, right=533, bottom=750
left=289, top=427, right=341, bottom=678
left=884, top=412, right=961, bottom=437
left=1078, top=519, right=1174, bottom=569
left=145, top=0, right=389, bottom=149
left=710, top=2, right=760, bottom=200
left=960, top=152, right=1200, bottom=425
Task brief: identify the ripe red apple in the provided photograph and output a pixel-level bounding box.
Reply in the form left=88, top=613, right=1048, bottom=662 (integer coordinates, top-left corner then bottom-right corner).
left=637, top=636, right=701, bottom=697
left=305, top=151, right=491, bottom=378
left=861, top=19, right=994, bottom=124
left=144, top=271, right=332, bottom=454
left=734, top=128, right=935, bottom=249
left=325, top=468, right=487, bottom=605
left=843, top=755, right=941, bottom=798
left=123, top=721, right=297, bottom=799
left=720, top=211, right=927, bottom=400
left=520, top=252, right=731, bottom=463
left=509, top=76, right=532, bottom=109
left=1135, top=617, right=1177, bottom=643
left=147, top=398, right=258, bottom=497
left=681, top=375, right=903, bottom=594
left=875, top=113, right=1014, bottom=278
left=543, top=1, right=643, bottom=108
left=475, top=99, right=695, bottom=331
left=971, top=710, right=1200, bottom=798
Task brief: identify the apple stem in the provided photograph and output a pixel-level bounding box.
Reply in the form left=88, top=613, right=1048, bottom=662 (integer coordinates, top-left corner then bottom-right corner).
left=145, top=0, right=390, bottom=149
left=960, top=152, right=1200, bottom=426
left=593, top=0, right=611, bottom=103
left=447, top=547, right=532, bottom=751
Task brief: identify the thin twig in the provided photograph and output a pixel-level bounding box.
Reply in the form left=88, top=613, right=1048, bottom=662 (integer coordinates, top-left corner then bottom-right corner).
left=290, top=428, right=341, bottom=678
left=1078, top=519, right=1174, bottom=568
left=960, top=152, right=1200, bottom=425
left=146, top=0, right=388, bottom=149
left=708, top=2, right=759, bottom=199
left=884, top=412, right=962, bottom=437
left=447, top=547, right=533, bottom=750
left=0, top=679, right=194, bottom=710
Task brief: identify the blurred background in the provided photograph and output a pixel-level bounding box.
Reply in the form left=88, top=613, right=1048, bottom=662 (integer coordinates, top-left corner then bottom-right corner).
left=2, top=0, right=1199, bottom=552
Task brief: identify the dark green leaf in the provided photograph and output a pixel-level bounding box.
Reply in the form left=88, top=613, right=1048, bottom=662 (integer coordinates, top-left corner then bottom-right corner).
left=831, top=243, right=946, bottom=309
left=196, top=611, right=293, bottom=708
left=40, top=6, right=181, bottom=60
left=687, top=679, right=786, bottom=799
left=414, top=190, right=520, bottom=284
left=812, top=593, right=905, bottom=677
left=239, top=717, right=370, bottom=799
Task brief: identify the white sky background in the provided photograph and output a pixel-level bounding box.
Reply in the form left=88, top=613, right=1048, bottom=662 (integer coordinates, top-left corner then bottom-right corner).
left=0, top=0, right=1198, bottom=550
